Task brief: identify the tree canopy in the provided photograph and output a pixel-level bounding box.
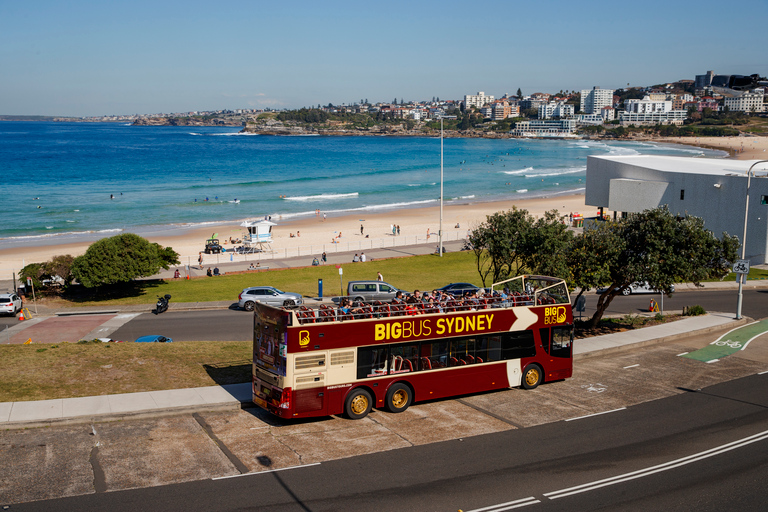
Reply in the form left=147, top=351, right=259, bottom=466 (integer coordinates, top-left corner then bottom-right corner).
left=470, top=206, right=738, bottom=328
left=71, top=234, right=179, bottom=288
left=468, top=208, right=572, bottom=286
left=567, top=206, right=739, bottom=327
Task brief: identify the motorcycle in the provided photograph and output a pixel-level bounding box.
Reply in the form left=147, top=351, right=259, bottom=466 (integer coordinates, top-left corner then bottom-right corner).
left=155, top=294, right=171, bottom=314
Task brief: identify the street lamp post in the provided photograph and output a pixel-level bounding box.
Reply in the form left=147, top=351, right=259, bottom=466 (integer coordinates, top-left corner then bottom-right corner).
left=438, top=115, right=456, bottom=257
left=736, top=159, right=768, bottom=320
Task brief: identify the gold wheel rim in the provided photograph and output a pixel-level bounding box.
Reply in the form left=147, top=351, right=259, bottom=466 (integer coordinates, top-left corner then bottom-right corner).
left=350, top=394, right=369, bottom=415
left=391, top=389, right=408, bottom=409
left=525, top=368, right=540, bottom=386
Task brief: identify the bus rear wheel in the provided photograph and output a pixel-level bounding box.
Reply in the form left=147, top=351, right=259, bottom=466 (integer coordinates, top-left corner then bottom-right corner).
left=345, top=388, right=373, bottom=419
left=385, top=383, right=412, bottom=413
left=522, top=364, right=543, bottom=390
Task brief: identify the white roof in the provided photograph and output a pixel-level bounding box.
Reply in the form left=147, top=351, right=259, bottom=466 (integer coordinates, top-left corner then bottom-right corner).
left=240, top=219, right=277, bottom=227
left=589, top=155, right=768, bottom=177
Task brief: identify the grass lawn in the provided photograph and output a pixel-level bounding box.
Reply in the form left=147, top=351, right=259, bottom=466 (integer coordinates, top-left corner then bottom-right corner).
left=712, top=267, right=768, bottom=282
left=0, top=340, right=252, bottom=402
left=44, top=251, right=482, bottom=307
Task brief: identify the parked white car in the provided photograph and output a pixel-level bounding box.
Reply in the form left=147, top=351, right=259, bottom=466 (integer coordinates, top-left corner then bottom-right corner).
left=0, top=292, right=22, bottom=316
left=597, top=282, right=675, bottom=295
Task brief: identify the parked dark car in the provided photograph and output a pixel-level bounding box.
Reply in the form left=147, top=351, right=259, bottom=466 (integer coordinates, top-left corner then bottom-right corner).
left=437, top=282, right=483, bottom=297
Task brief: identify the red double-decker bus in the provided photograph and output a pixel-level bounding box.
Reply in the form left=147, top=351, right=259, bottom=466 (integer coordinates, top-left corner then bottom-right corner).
left=252, top=275, right=573, bottom=420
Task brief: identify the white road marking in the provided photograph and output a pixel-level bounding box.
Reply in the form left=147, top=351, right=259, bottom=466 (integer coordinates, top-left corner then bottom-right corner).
left=706, top=359, right=720, bottom=364
left=544, top=429, right=768, bottom=500
left=464, top=496, right=540, bottom=512
left=565, top=407, right=626, bottom=422
left=623, top=364, right=640, bottom=369
left=677, top=352, right=689, bottom=356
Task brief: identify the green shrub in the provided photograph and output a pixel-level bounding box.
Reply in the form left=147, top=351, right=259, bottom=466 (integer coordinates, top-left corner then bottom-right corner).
left=684, top=305, right=706, bottom=316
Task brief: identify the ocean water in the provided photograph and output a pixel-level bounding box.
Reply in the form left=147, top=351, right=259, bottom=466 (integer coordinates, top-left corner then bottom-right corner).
left=0, top=122, right=725, bottom=248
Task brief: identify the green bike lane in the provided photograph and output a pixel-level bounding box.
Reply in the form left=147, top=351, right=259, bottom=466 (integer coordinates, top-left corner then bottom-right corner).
left=681, top=318, right=768, bottom=363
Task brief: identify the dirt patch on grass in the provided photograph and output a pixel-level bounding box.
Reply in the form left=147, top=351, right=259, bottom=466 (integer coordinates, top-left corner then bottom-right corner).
left=575, top=314, right=684, bottom=339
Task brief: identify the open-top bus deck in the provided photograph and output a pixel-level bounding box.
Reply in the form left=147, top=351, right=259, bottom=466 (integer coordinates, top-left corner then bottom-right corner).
left=253, top=275, right=574, bottom=420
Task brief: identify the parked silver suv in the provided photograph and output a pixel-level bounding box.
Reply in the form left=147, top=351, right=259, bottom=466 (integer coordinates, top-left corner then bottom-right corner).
left=239, top=286, right=303, bottom=311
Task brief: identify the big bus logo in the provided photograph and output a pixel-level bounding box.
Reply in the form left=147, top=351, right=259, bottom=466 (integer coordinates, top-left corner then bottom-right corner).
left=544, top=306, right=567, bottom=325
left=299, top=330, right=310, bottom=346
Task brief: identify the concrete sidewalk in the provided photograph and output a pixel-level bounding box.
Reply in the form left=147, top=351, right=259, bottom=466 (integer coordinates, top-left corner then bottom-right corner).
left=0, top=312, right=745, bottom=429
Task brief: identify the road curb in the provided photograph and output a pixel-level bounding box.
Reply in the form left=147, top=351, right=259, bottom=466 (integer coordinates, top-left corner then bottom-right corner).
left=574, top=316, right=749, bottom=360
left=1, top=401, right=247, bottom=430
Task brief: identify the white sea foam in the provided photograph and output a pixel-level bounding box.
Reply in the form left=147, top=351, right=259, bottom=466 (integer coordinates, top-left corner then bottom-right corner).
left=502, top=166, right=534, bottom=175
left=283, top=192, right=359, bottom=202
left=275, top=198, right=438, bottom=219
left=460, top=195, right=475, bottom=199
left=525, top=166, right=586, bottom=177
left=0, top=228, right=123, bottom=243
left=516, top=189, right=528, bottom=193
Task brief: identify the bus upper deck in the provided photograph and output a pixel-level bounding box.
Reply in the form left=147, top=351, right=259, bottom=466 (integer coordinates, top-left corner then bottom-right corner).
left=284, top=275, right=570, bottom=325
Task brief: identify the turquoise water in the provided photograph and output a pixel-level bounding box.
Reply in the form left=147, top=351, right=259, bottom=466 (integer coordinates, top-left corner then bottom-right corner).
left=0, top=122, right=725, bottom=248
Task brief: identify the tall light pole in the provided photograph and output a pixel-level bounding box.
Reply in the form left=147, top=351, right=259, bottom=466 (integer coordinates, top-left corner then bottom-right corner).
left=438, top=114, right=456, bottom=257
left=736, top=159, right=768, bottom=319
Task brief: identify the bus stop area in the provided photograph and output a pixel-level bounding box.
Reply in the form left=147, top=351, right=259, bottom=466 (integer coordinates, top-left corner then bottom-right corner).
left=0, top=311, right=750, bottom=427
left=3, top=312, right=768, bottom=505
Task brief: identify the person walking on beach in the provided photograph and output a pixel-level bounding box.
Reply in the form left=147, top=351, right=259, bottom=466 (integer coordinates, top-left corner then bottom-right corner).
left=397, top=225, right=400, bottom=236
left=198, top=252, right=203, bottom=269
left=360, top=224, right=364, bottom=235
left=426, top=228, right=430, bottom=240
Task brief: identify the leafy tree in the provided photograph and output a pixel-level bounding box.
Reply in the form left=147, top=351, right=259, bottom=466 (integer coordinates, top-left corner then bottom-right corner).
left=19, top=262, right=45, bottom=289
left=469, top=208, right=571, bottom=286
left=457, top=113, right=471, bottom=130
left=71, top=234, right=179, bottom=288
left=19, top=254, right=75, bottom=289
left=570, top=207, right=738, bottom=328
left=516, top=88, right=522, bottom=99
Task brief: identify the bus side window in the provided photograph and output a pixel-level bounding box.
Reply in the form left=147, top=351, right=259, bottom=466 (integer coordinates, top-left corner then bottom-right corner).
left=551, top=327, right=573, bottom=358
left=390, top=342, right=419, bottom=373
left=357, top=346, right=388, bottom=379
left=422, top=340, right=449, bottom=368
left=478, top=335, right=503, bottom=362
left=501, top=331, right=536, bottom=360
left=539, top=328, right=550, bottom=354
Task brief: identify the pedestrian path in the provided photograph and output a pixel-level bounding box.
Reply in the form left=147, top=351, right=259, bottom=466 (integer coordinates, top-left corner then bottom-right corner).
left=0, top=312, right=745, bottom=428
left=680, top=318, right=768, bottom=363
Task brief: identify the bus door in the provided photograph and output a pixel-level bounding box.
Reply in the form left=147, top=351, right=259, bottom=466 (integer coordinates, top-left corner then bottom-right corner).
left=538, top=326, right=573, bottom=380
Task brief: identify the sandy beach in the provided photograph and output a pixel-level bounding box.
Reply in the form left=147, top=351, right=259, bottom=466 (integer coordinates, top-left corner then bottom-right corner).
left=2, top=135, right=766, bottom=281
left=0, top=194, right=592, bottom=278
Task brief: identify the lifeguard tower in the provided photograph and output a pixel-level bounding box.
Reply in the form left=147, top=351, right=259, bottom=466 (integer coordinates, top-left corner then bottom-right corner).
left=240, top=219, right=275, bottom=252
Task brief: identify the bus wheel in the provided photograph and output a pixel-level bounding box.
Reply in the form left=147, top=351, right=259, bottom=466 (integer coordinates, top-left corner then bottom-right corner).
left=522, top=364, right=543, bottom=390
left=385, top=383, right=412, bottom=413
left=345, top=388, right=373, bottom=419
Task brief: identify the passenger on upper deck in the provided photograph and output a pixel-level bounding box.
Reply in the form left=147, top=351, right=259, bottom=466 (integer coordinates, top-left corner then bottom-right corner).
left=392, top=291, right=405, bottom=304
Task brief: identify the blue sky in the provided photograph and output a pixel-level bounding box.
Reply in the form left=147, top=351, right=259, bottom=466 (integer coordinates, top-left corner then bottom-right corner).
left=1, top=0, right=766, bottom=117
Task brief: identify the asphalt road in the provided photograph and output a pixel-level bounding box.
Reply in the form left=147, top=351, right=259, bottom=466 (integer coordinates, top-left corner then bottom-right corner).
left=13, top=373, right=767, bottom=511
left=104, top=288, right=768, bottom=343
